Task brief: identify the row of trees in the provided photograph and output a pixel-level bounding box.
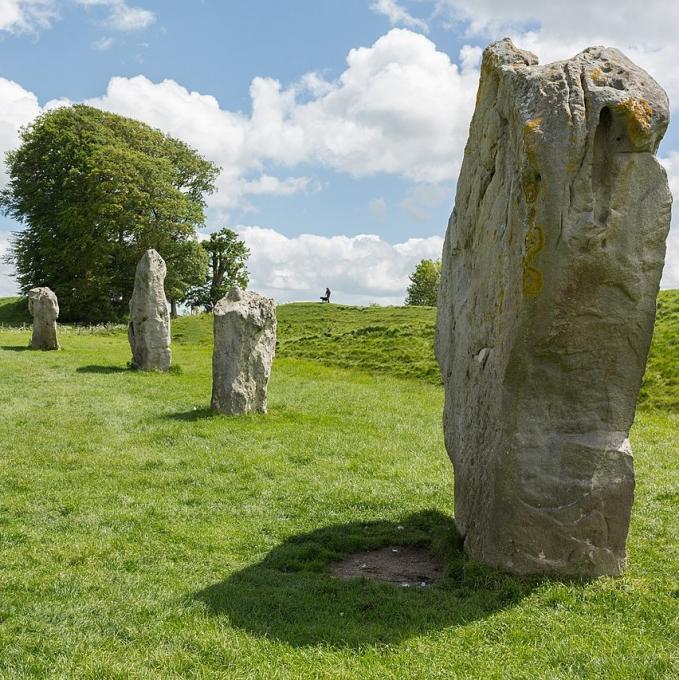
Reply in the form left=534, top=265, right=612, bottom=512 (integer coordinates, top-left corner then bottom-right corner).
left=1, top=105, right=249, bottom=321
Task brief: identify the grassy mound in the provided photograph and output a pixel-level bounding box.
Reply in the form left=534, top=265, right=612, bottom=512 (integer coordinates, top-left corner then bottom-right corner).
left=638, top=289, right=679, bottom=410
left=174, top=290, right=678, bottom=410
left=0, top=296, right=29, bottom=325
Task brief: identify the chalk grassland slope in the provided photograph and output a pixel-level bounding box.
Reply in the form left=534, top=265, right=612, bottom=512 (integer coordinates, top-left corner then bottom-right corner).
left=638, top=290, right=679, bottom=410
left=174, top=302, right=440, bottom=383
left=174, top=293, right=678, bottom=410
left=0, top=297, right=30, bottom=325
left=2, top=290, right=677, bottom=408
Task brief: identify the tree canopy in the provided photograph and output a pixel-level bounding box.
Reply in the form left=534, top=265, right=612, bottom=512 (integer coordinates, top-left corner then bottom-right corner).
left=185, top=228, right=250, bottom=310
left=1, top=104, right=218, bottom=320
left=405, top=258, right=441, bottom=307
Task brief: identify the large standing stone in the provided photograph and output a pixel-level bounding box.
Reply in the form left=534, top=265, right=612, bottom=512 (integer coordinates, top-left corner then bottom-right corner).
left=27, top=287, right=59, bottom=350
left=128, top=249, right=171, bottom=371
left=435, top=40, right=672, bottom=576
left=211, top=289, right=276, bottom=415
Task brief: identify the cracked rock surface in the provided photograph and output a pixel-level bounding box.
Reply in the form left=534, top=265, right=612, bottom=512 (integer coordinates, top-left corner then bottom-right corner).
left=211, top=288, right=276, bottom=415
left=435, top=39, right=672, bottom=576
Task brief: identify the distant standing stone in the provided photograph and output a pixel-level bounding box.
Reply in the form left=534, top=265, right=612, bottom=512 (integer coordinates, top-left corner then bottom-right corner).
left=435, top=40, right=672, bottom=577
left=211, top=289, right=276, bottom=415
left=128, top=249, right=171, bottom=371
left=27, top=287, right=59, bottom=350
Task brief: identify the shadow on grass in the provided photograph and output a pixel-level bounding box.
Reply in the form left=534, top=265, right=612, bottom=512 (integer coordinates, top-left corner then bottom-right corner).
left=76, top=365, right=128, bottom=374
left=1, top=345, right=31, bottom=352
left=193, top=510, right=538, bottom=647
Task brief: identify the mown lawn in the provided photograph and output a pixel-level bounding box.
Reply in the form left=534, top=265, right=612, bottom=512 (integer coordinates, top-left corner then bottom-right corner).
left=0, top=299, right=677, bottom=678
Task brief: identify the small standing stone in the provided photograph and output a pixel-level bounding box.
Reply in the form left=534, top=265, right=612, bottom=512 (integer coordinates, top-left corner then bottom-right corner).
left=128, top=249, right=171, bottom=371
left=211, top=288, right=276, bottom=415
left=27, top=287, right=59, bottom=350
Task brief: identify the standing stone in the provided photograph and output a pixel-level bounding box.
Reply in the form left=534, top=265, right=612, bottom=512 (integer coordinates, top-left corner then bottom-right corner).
left=27, top=287, right=60, bottom=350
left=435, top=40, right=672, bottom=577
left=211, top=289, right=276, bottom=415
left=128, top=249, right=171, bottom=371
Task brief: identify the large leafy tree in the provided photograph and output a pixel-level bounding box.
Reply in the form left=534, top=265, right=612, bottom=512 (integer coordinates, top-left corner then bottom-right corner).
left=164, top=239, right=209, bottom=318
left=185, top=228, right=250, bottom=310
left=1, top=104, right=219, bottom=320
left=405, top=258, right=441, bottom=307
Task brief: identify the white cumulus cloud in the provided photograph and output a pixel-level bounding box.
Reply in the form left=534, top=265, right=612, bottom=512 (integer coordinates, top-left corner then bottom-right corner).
left=0, top=77, right=42, bottom=184
left=82, top=29, right=478, bottom=209
left=237, top=226, right=444, bottom=305
left=0, top=0, right=56, bottom=34
left=435, top=0, right=679, bottom=110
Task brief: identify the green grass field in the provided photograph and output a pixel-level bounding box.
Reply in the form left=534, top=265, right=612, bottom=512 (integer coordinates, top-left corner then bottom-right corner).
left=0, top=294, right=677, bottom=678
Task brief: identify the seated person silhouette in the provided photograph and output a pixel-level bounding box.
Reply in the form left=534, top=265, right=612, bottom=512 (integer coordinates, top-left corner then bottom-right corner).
left=320, top=287, right=331, bottom=303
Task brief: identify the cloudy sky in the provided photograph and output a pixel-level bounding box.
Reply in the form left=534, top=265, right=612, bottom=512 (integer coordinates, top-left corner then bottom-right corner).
left=0, top=0, right=677, bottom=303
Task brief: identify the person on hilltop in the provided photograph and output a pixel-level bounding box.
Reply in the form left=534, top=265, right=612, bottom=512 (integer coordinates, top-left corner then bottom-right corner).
left=320, top=287, right=331, bottom=303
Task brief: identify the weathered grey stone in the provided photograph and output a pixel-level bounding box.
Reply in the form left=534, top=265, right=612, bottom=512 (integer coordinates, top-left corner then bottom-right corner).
left=435, top=40, right=672, bottom=577
left=211, top=288, right=276, bottom=415
left=128, top=249, right=171, bottom=371
left=27, top=287, right=59, bottom=350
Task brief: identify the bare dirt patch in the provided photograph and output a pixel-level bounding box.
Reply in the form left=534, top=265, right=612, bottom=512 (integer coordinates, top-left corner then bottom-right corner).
left=330, top=545, right=443, bottom=587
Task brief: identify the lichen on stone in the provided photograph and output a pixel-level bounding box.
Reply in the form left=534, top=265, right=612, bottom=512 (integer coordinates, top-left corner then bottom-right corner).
left=615, top=97, right=654, bottom=148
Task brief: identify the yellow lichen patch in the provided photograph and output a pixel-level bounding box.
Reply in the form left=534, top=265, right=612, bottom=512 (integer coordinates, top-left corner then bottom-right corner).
left=524, top=224, right=544, bottom=258
left=615, top=97, right=654, bottom=148
left=590, top=67, right=605, bottom=85
left=523, top=266, right=544, bottom=296
left=498, top=287, right=505, bottom=315
left=523, top=117, right=543, bottom=170
left=523, top=180, right=539, bottom=204
left=524, top=117, right=543, bottom=134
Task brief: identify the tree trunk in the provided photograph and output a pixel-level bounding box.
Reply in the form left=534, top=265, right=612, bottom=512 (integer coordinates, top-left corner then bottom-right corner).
left=170, top=299, right=178, bottom=318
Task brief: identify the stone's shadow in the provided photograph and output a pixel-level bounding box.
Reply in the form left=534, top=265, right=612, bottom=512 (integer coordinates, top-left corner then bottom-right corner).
left=76, top=365, right=128, bottom=374
left=193, top=510, right=537, bottom=648
left=1, top=345, right=31, bottom=352
left=164, top=408, right=215, bottom=422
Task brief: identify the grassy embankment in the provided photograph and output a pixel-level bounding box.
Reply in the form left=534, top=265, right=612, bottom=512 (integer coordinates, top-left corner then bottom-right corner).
left=0, top=292, right=676, bottom=678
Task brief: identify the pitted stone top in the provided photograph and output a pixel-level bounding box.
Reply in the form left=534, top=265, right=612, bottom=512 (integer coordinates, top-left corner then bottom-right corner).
left=214, top=288, right=276, bottom=327
left=27, top=287, right=59, bottom=320
left=483, top=38, right=668, bottom=153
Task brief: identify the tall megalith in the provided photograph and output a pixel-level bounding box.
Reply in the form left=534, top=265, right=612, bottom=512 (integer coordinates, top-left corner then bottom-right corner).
left=211, top=289, right=276, bottom=415
left=128, top=249, right=171, bottom=371
left=27, top=287, right=60, bottom=350
left=435, top=40, right=672, bottom=576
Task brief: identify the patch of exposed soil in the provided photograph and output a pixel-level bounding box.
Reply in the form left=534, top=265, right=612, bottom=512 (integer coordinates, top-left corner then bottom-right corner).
left=330, top=545, right=443, bottom=587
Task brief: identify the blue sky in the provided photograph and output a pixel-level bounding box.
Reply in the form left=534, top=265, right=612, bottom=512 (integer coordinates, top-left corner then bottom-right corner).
left=0, top=0, right=677, bottom=302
